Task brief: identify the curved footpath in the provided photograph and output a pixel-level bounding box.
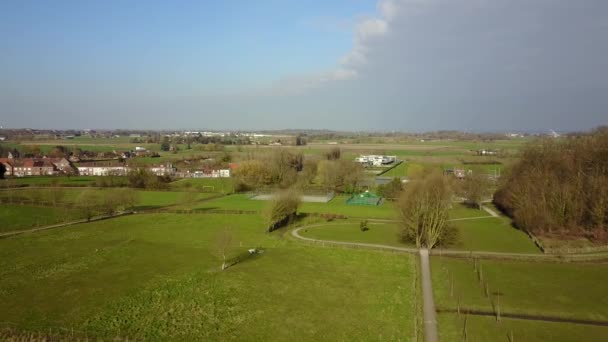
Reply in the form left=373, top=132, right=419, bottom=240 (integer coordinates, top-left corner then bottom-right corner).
left=290, top=224, right=608, bottom=262
left=291, top=219, right=608, bottom=342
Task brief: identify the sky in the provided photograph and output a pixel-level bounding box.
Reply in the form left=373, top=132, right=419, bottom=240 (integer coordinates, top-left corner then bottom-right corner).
left=1, top=0, right=607, bottom=132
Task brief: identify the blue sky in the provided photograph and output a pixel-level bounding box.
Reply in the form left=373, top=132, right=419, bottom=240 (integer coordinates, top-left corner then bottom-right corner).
left=1, top=0, right=607, bottom=131
left=1, top=1, right=369, bottom=92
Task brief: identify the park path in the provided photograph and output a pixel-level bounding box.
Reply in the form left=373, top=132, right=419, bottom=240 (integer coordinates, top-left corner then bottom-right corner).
left=290, top=224, right=608, bottom=261
left=482, top=205, right=499, bottom=217
left=420, top=248, right=439, bottom=342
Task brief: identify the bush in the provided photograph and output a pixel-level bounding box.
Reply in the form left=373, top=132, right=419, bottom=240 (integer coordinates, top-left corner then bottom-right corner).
left=360, top=220, right=369, bottom=232
left=265, top=189, right=301, bottom=232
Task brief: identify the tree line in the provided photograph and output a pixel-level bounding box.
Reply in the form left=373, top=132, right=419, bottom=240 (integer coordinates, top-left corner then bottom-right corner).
left=234, top=149, right=364, bottom=193
left=494, top=127, right=608, bottom=240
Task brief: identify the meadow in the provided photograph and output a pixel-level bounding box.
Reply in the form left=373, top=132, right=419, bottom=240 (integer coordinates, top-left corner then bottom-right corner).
left=0, top=204, right=83, bottom=233
left=0, top=213, right=417, bottom=340
left=299, top=221, right=407, bottom=248
left=431, top=257, right=608, bottom=321
left=438, top=313, right=608, bottom=342
left=0, top=188, right=217, bottom=210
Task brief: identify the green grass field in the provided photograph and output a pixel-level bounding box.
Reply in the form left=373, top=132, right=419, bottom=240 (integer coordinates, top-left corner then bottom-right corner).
left=170, top=177, right=234, bottom=193
left=184, top=194, right=400, bottom=218
left=6, top=176, right=98, bottom=187
left=431, top=257, right=608, bottom=321
left=0, top=213, right=417, bottom=340
left=1, top=188, right=217, bottom=211
left=299, top=221, right=409, bottom=248
left=450, top=217, right=539, bottom=253
left=381, top=162, right=409, bottom=177
left=0, top=205, right=83, bottom=233
left=448, top=203, right=492, bottom=219
left=438, top=312, right=608, bottom=342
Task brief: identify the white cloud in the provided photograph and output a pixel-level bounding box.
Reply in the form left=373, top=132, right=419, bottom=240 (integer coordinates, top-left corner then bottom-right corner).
left=264, top=0, right=399, bottom=95
left=379, top=0, right=400, bottom=20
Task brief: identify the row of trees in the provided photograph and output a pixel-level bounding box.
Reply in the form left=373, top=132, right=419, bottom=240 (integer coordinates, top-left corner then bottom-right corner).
left=234, top=149, right=364, bottom=193
left=76, top=189, right=139, bottom=221
left=494, top=128, right=608, bottom=239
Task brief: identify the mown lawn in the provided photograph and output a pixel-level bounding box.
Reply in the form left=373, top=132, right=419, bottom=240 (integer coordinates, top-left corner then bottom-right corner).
left=448, top=203, right=492, bottom=219
left=300, top=195, right=397, bottom=219
left=381, top=162, right=408, bottom=177
left=170, top=177, right=234, bottom=193
left=299, top=221, right=410, bottom=248
left=1, top=188, right=217, bottom=210
left=450, top=217, right=539, bottom=253
left=431, top=257, right=608, bottom=321
left=187, top=194, right=399, bottom=218
left=0, top=213, right=417, bottom=340
left=0, top=205, right=83, bottom=233
left=6, top=176, right=98, bottom=187
left=438, top=312, right=608, bottom=342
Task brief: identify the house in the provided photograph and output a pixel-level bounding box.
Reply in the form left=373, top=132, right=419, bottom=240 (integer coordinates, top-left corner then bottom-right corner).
left=49, top=158, right=75, bottom=174
left=190, top=169, right=231, bottom=178
left=12, top=159, right=58, bottom=176
left=148, top=164, right=176, bottom=176
left=77, top=162, right=129, bottom=176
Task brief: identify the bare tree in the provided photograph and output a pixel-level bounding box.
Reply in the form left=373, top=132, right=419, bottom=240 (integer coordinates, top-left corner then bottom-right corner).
left=459, top=169, right=492, bottom=209
left=77, top=190, right=101, bottom=221
left=397, top=171, right=453, bottom=249
left=49, top=180, right=65, bottom=207
left=215, top=226, right=233, bottom=270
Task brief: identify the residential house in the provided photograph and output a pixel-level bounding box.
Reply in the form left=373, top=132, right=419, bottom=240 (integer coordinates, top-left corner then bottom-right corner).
left=12, top=159, right=57, bottom=176
left=148, top=164, right=176, bottom=176
left=77, top=162, right=129, bottom=176
left=181, top=168, right=231, bottom=178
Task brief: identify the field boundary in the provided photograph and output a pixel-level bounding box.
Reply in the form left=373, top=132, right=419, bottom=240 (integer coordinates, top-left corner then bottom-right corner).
left=0, top=212, right=133, bottom=238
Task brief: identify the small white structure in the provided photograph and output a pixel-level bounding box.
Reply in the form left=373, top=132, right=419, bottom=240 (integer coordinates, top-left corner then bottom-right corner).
left=134, top=146, right=147, bottom=152
left=191, top=169, right=231, bottom=178
left=355, top=155, right=397, bottom=167
left=148, top=164, right=176, bottom=176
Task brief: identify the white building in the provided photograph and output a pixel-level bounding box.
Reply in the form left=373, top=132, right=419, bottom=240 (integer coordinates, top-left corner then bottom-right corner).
left=148, top=164, right=176, bottom=176
left=191, top=169, right=231, bottom=178
left=77, top=164, right=129, bottom=176
left=355, top=155, right=397, bottom=167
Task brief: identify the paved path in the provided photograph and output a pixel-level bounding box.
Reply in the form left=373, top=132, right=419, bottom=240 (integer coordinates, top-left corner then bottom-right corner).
left=291, top=223, right=418, bottom=253
left=482, top=205, right=500, bottom=217
left=420, top=249, right=439, bottom=342
left=290, top=224, right=608, bottom=261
